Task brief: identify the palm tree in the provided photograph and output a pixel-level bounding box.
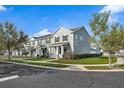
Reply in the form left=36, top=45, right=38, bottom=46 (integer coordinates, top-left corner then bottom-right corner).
left=0, top=22, right=28, bottom=60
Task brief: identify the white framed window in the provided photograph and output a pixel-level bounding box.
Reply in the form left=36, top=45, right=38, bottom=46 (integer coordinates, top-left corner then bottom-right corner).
left=75, top=41, right=78, bottom=45
left=80, top=36, right=83, bottom=40
left=55, top=36, right=60, bottom=42
left=75, top=35, right=78, bottom=39
left=63, top=35, right=68, bottom=41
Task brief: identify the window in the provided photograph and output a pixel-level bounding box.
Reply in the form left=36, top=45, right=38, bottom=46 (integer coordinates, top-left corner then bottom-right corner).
left=55, top=37, right=60, bottom=42
left=80, top=36, right=83, bottom=40
left=75, top=35, right=78, bottom=39
left=46, top=38, right=50, bottom=43
left=32, top=41, right=35, bottom=45
left=42, top=39, right=46, bottom=44
left=75, top=41, right=78, bottom=45
left=63, top=35, right=68, bottom=41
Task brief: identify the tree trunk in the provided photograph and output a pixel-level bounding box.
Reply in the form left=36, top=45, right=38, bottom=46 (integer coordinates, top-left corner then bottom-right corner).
left=8, top=50, right=11, bottom=61
left=108, top=51, right=111, bottom=69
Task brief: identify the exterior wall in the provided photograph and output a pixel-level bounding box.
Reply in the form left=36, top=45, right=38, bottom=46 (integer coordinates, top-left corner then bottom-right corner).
left=37, top=37, right=51, bottom=56
left=51, top=27, right=74, bottom=52
left=11, top=50, right=23, bottom=56
left=73, top=28, right=90, bottom=54
left=49, top=27, right=74, bottom=58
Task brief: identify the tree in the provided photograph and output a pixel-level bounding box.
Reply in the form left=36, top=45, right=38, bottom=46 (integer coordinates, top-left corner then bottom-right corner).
left=118, top=25, right=124, bottom=51
left=0, top=22, right=28, bottom=60
left=89, top=11, right=124, bottom=68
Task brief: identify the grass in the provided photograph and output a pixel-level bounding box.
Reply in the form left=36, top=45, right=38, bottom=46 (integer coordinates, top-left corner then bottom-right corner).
left=0, top=55, right=8, bottom=60
left=9, top=59, right=68, bottom=68
left=25, top=57, right=54, bottom=61
left=50, top=56, right=117, bottom=64
left=0, top=55, right=54, bottom=61
left=84, top=66, right=110, bottom=70
left=0, top=55, right=67, bottom=68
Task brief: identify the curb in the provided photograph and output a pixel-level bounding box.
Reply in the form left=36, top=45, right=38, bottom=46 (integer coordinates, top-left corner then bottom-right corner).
left=1, top=60, right=67, bottom=71
left=1, top=60, right=124, bottom=72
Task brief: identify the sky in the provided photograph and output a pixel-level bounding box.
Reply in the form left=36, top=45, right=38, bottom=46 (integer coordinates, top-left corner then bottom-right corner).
left=0, top=5, right=124, bottom=37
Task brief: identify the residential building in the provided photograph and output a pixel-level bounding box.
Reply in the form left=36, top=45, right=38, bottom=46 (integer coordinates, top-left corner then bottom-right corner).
left=11, top=26, right=100, bottom=59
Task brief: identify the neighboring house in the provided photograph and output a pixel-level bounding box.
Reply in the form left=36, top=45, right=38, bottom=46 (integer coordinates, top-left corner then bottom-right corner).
left=29, top=34, right=51, bottom=57
left=11, top=26, right=100, bottom=59
left=90, top=43, right=101, bottom=54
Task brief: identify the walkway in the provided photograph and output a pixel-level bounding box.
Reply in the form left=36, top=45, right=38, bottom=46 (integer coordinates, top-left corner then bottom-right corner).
left=19, top=59, right=120, bottom=71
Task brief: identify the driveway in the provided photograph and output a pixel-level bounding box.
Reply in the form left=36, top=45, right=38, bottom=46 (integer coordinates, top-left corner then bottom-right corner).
left=0, top=61, right=124, bottom=88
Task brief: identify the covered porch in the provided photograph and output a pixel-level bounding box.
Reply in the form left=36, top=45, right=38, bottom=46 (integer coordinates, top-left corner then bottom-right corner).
left=37, top=45, right=49, bottom=56
left=49, top=42, right=69, bottom=59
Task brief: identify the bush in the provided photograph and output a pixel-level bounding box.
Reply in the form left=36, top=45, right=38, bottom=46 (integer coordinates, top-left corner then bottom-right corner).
left=22, top=51, right=29, bottom=56
left=40, top=55, right=48, bottom=58
left=64, top=53, right=102, bottom=59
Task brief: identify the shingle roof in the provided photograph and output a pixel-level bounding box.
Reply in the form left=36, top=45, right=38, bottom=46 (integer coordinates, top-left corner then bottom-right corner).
left=69, top=26, right=84, bottom=32
left=33, top=34, right=52, bottom=39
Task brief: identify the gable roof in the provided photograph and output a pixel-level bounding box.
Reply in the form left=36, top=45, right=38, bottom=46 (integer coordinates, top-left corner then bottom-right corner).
left=69, top=26, right=84, bottom=32
left=70, top=26, right=91, bottom=37
left=31, top=26, right=91, bottom=40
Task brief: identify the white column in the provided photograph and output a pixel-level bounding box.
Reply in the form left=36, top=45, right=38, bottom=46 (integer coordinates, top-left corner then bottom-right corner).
left=56, top=46, right=59, bottom=59
left=61, top=46, right=64, bottom=58
left=48, top=47, right=51, bottom=57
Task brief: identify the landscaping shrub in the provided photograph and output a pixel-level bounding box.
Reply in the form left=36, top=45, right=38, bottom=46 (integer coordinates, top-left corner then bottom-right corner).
left=65, top=53, right=102, bottom=59
left=40, top=55, right=48, bottom=58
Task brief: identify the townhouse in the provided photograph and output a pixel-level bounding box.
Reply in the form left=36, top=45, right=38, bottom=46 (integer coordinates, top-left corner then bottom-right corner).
left=11, top=26, right=100, bottom=59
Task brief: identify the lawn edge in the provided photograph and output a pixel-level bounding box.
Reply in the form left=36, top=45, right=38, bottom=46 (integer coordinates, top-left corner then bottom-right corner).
left=1, top=60, right=124, bottom=72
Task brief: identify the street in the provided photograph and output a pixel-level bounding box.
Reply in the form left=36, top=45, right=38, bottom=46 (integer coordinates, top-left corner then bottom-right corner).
left=0, top=61, right=124, bottom=88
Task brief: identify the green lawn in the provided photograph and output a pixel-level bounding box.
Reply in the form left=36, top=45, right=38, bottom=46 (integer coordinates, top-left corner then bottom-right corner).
left=10, top=59, right=68, bottom=68
left=0, top=55, right=67, bottom=68
left=0, top=55, right=53, bottom=61
left=0, top=55, right=9, bottom=60
left=84, top=66, right=110, bottom=70
left=50, top=57, right=117, bottom=64
left=25, top=57, right=54, bottom=61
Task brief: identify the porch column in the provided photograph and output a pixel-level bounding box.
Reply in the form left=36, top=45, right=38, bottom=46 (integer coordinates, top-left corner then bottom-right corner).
left=56, top=46, right=59, bottom=59
left=61, top=46, right=64, bottom=58
left=48, top=47, right=51, bottom=57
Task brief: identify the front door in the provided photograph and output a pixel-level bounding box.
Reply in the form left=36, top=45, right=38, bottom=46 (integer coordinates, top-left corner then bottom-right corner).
left=43, top=48, right=46, bottom=55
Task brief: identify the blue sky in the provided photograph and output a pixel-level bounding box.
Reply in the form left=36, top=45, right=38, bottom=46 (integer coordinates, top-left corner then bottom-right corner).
left=0, top=5, right=124, bottom=37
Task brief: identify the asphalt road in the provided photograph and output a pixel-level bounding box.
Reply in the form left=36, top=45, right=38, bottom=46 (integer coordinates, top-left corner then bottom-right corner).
left=0, top=61, right=124, bottom=88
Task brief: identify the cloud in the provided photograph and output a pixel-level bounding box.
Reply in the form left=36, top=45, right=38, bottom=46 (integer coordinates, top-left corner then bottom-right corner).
left=0, top=5, right=7, bottom=12
left=99, top=5, right=124, bottom=23
left=33, top=29, right=51, bottom=37
left=100, top=5, right=124, bottom=15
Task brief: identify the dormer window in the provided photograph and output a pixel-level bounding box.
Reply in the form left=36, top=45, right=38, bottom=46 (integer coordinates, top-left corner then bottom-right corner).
left=63, top=35, right=68, bottom=41
left=55, top=37, right=60, bottom=42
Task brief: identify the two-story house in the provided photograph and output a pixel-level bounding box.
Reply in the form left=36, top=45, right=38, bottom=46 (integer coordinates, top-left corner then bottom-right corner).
left=49, top=26, right=91, bottom=59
